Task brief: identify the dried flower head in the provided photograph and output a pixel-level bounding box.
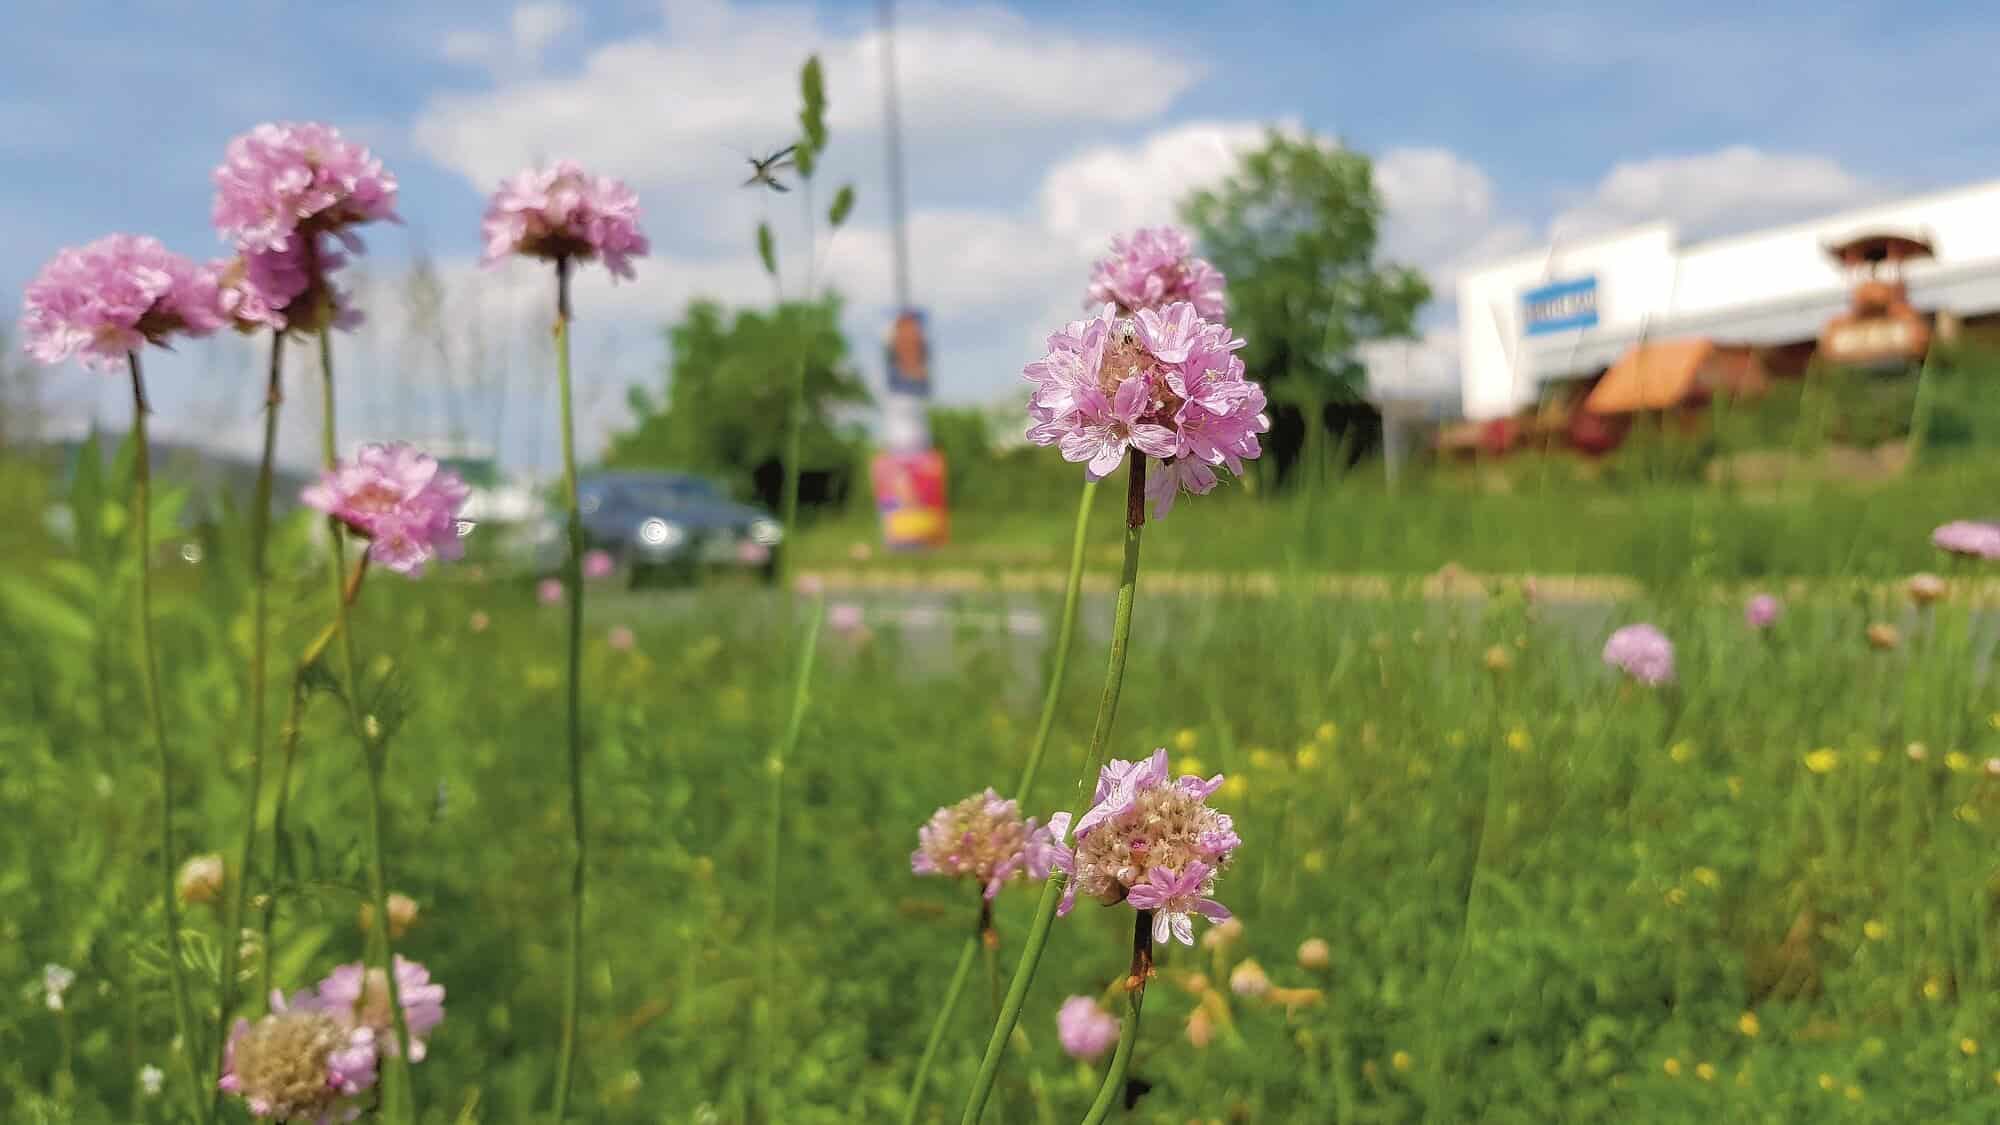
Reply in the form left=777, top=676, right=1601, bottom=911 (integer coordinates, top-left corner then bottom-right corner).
left=1056, top=995, right=1119, bottom=1062
left=911, top=788, right=1056, bottom=900
left=607, top=625, right=637, bottom=651
left=315, top=957, right=445, bottom=1062
left=356, top=893, right=420, bottom=941
left=1185, top=1003, right=1216, bottom=1049
left=1086, top=226, right=1226, bottom=318
left=1046, top=748, right=1239, bottom=945
left=1228, top=958, right=1270, bottom=998
left=481, top=161, right=649, bottom=279
left=1908, top=572, right=1947, bottom=606
left=212, top=122, right=399, bottom=254
left=1866, top=622, right=1901, bottom=651
left=219, top=990, right=378, bottom=1123
left=1200, top=916, right=1244, bottom=951
left=1297, top=937, right=1331, bottom=971
left=1024, top=303, right=1267, bottom=518
left=1744, top=594, right=1780, bottom=630
left=42, top=964, right=75, bottom=1012
left=301, top=443, right=470, bottom=576
left=1603, top=623, right=1674, bottom=685
left=20, top=235, right=222, bottom=370
left=1934, top=521, right=2000, bottom=560
left=177, top=853, right=226, bottom=906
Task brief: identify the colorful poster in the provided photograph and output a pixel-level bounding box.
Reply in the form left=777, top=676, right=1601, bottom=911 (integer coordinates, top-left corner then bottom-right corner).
left=871, top=449, right=949, bottom=550
left=885, top=308, right=933, bottom=397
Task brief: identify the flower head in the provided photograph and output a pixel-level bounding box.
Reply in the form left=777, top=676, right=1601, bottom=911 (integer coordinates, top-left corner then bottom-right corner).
left=219, top=989, right=378, bottom=1123
left=356, top=892, right=420, bottom=941
left=42, top=964, right=75, bottom=1012
left=1298, top=937, right=1331, bottom=971
left=1934, top=521, right=2000, bottom=560
left=537, top=577, right=564, bottom=605
left=1908, top=572, right=1948, bottom=605
left=583, top=549, right=615, bottom=580
left=20, top=235, right=222, bottom=370
left=301, top=443, right=469, bottom=576
left=607, top=624, right=637, bottom=651
left=1046, top=748, right=1239, bottom=943
left=1056, top=995, right=1119, bottom=1062
left=1086, top=226, right=1226, bottom=318
left=481, top=161, right=649, bottom=280
left=214, top=241, right=361, bottom=335
left=1024, top=302, right=1267, bottom=517
left=911, top=788, right=1055, bottom=900
left=139, top=1064, right=164, bottom=1097
left=1228, top=958, right=1270, bottom=997
left=315, top=956, right=445, bottom=1062
left=1602, top=623, right=1674, bottom=685
left=212, top=122, right=399, bottom=254
left=178, top=853, right=226, bottom=905
left=1744, top=593, right=1780, bottom=630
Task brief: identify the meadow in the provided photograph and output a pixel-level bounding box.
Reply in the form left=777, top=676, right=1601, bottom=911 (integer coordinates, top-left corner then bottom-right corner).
left=7, top=442, right=2000, bottom=1124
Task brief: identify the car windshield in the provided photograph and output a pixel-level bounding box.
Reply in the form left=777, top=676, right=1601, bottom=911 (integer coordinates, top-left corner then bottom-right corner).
left=608, top=477, right=722, bottom=509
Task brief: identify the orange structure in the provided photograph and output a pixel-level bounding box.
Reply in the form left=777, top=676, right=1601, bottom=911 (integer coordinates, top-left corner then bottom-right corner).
left=1817, top=231, right=1934, bottom=367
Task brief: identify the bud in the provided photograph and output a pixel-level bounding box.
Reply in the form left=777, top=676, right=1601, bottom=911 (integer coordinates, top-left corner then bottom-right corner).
left=177, top=854, right=226, bottom=906
left=1298, top=937, right=1331, bottom=971
left=357, top=892, right=420, bottom=940
left=1185, top=1005, right=1215, bottom=1049
left=1228, top=958, right=1270, bottom=998
left=1866, top=622, right=1901, bottom=651
left=1200, top=916, right=1243, bottom=951
left=1908, top=572, right=1947, bottom=606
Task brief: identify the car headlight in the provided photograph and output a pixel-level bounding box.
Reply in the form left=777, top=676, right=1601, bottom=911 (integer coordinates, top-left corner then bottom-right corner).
left=637, top=517, right=686, bottom=548
left=749, top=518, right=783, bottom=546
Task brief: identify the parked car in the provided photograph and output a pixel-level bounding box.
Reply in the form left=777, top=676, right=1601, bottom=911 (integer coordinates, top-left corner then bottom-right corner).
left=532, top=470, right=784, bottom=585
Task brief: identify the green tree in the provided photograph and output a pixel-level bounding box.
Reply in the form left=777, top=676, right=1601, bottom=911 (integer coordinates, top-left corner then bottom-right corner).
left=1182, top=129, right=1430, bottom=485
left=606, top=295, right=871, bottom=511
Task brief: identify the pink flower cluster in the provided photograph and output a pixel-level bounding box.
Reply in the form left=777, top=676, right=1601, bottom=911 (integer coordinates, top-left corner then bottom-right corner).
left=1057, top=995, right=1120, bottom=1062
left=301, top=442, right=470, bottom=576
left=481, top=160, right=650, bottom=280
left=211, top=122, right=400, bottom=254
left=220, top=957, right=444, bottom=1123
left=1086, top=227, right=1226, bottom=318
left=1744, top=593, right=1781, bottom=630
left=214, top=241, right=362, bottom=334
left=19, top=235, right=222, bottom=370
left=1933, top=520, right=2000, bottom=560
left=1603, top=623, right=1674, bottom=685
left=1025, top=302, right=1268, bottom=518
left=911, top=788, right=1059, bottom=900
left=1045, top=748, right=1240, bottom=946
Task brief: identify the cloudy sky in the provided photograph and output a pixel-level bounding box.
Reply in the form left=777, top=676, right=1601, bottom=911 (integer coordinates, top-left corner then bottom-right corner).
left=7, top=0, right=1998, bottom=471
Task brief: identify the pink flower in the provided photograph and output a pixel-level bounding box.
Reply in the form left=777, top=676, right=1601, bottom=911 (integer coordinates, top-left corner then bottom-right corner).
left=1057, top=995, right=1120, bottom=1062
left=1933, top=521, right=2000, bottom=560
left=20, top=235, right=223, bottom=370
left=1086, top=227, right=1226, bottom=317
left=1045, top=748, right=1238, bottom=938
left=212, top=122, right=399, bottom=254
left=481, top=161, right=649, bottom=280
left=911, top=788, right=1056, bottom=900
left=1125, top=861, right=1232, bottom=946
left=1603, top=623, right=1674, bottom=686
left=537, top=577, right=565, bottom=605
left=301, top=443, right=469, bottom=576
left=828, top=603, right=865, bottom=632
left=1024, top=302, right=1266, bottom=515
left=219, top=988, right=378, bottom=1123
left=214, top=240, right=361, bottom=335
left=607, top=625, right=636, bottom=651
left=1744, top=594, right=1780, bottom=630
left=315, top=956, right=445, bottom=1062
left=583, top=549, right=615, bottom=580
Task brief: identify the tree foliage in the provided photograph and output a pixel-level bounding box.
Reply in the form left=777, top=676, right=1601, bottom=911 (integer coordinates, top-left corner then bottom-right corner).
left=606, top=296, right=871, bottom=511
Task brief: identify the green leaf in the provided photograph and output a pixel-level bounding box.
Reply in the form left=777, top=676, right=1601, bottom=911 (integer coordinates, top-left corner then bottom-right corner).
left=756, top=222, right=778, bottom=277
left=0, top=574, right=94, bottom=647
left=828, top=184, right=855, bottom=229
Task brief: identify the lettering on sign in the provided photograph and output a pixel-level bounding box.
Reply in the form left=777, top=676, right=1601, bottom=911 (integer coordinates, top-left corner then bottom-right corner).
left=1522, top=277, right=1599, bottom=336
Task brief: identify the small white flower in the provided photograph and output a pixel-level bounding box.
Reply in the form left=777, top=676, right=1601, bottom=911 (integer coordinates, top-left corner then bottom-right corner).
left=139, top=1064, right=164, bottom=1097
left=42, top=963, right=75, bottom=1012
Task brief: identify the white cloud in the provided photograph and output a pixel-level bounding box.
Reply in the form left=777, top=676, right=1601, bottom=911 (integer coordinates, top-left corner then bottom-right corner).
left=1549, top=146, right=1875, bottom=243
left=1037, top=120, right=1282, bottom=250
left=1374, top=146, right=1534, bottom=292
left=441, top=1, right=579, bottom=78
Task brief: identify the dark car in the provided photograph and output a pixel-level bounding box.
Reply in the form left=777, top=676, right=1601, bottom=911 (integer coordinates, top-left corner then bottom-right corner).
left=534, top=470, right=784, bottom=585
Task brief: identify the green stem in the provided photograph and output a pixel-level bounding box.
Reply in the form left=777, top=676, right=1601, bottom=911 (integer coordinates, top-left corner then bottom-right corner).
left=1080, top=910, right=1154, bottom=1125
left=959, top=458, right=1148, bottom=1125
left=317, top=331, right=417, bottom=1119
left=214, top=331, right=283, bottom=1114
left=760, top=594, right=826, bottom=1115
left=551, top=256, right=588, bottom=1122
left=901, top=479, right=1097, bottom=1122
left=128, top=355, right=210, bottom=1125
left=780, top=336, right=806, bottom=592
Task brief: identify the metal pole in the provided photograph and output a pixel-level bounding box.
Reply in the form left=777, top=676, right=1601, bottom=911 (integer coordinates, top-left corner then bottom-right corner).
left=878, top=0, right=913, bottom=313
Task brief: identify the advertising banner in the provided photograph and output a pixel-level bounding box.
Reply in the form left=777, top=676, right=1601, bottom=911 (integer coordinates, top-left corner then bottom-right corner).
left=1522, top=277, right=1599, bottom=336
left=885, top=308, right=933, bottom=397
left=870, top=449, right=949, bottom=550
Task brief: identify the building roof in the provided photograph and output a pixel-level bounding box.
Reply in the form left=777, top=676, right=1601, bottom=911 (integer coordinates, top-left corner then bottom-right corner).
left=1582, top=340, right=1769, bottom=414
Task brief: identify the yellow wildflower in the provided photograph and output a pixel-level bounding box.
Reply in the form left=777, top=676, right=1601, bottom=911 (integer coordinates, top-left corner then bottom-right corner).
left=1665, top=887, right=1688, bottom=907
left=1864, top=747, right=1883, bottom=765
left=1180, top=755, right=1206, bottom=777
left=1947, top=751, right=1972, bottom=773
left=1957, top=803, right=1982, bottom=825
left=1391, top=1050, right=1413, bottom=1073
left=1669, top=741, right=1695, bottom=764
left=1924, top=976, right=1945, bottom=1000
left=1990, top=712, right=2000, bottom=732
left=1483, top=644, right=1512, bottom=672
left=1296, top=745, right=1321, bottom=770
left=1315, top=721, right=1337, bottom=744
left=1804, top=748, right=1839, bottom=774
left=1726, top=775, right=1744, bottom=798
left=1301, top=849, right=1325, bottom=873
left=1863, top=919, right=1887, bottom=941
left=1817, top=1073, right=1837, bottom=1091
left=1663, top=1057, right=1683, bottom=1077
left=1444, top=729, right=1466, bottom=749
left=1222, top=776, right=1248, bottom=800
left=1962, top=1037, right=1980, bottom=1057
left=1844, top=1084, right=1862, bottom=1102
left=1695, top=1062, right=1716, bottom=1082
left=1692, top=867, right=1720, bottom=889
left=1248, top=748, right=1278, bottom=771
left=1506, top=727, right=1531, bottom=753
left=1173, top=728, right=1199, bottom=753
left=1738, top=1011, right=1761, bottom=1037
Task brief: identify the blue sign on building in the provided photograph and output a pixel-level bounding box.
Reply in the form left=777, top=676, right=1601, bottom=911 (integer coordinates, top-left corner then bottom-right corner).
left=1522, top=277, right=1599, bottom=336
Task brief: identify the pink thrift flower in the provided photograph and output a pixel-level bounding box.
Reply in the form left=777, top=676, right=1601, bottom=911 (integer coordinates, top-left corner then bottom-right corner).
left=828, top=603, right=865, bottom=632
left=212, top=122, right=400, bottom=254
left=1125, top=860, right=1232, bottom=946
left=20, top=235, right=223, bottom=371
left=537, top=577, right=565, bottom=605
left=607, top=625, right=636, bottom=651
left=219, top=988, right=378, bottom=1123
left=316, top=956, right=445, bottom=1062
left=1086, top=227, right=1226, bottom=318
left=911, top=788, right=1056, bottom=900
left=1603, top=623, right=1674, bottom=685
left=214, top=240, right=361, bottom=335
left=1744, top=594, right=1780, bottom=631
left=1057, top=995, right=1120, bottom=1062
left=480, top=161, right=649, bottom=280
left=1024, top=302, right=1266, bottom=516
left=301, top=443, right=469, bottom=576
left=582, top=549, right=615, bottom=580
left=1933, top=520, right=2000, bottom=560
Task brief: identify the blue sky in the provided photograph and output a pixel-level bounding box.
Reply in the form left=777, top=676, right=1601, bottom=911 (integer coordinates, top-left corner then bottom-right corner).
left=7, top=0, right=1998, bottom=471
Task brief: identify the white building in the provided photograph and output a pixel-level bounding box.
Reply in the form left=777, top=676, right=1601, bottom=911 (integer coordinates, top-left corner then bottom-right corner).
left=1370, top=179, right=2000, bottom=424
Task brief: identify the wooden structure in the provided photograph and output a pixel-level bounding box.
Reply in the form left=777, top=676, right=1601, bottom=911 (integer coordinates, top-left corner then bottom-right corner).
left=1818, top=231, right=1934, bottom=367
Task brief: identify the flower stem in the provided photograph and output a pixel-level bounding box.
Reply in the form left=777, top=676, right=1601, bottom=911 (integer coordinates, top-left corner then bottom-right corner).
left=127, top=355, right=210, bottom=1125
left=779, top=332, right=806, bottom=591
left=1079, top=910, right=1154, bottom=1125
left=758, top=593, right=825, bottom=1116
left=959, top=458, right=1148, bottom=1125
left=900, top=478, right=1097, bottom=1121
left=551, top=258, right=588, bottom=1122
left=214, top=330, right=283, bottom=1115
left=317, top=331, right=417, bottom=1121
